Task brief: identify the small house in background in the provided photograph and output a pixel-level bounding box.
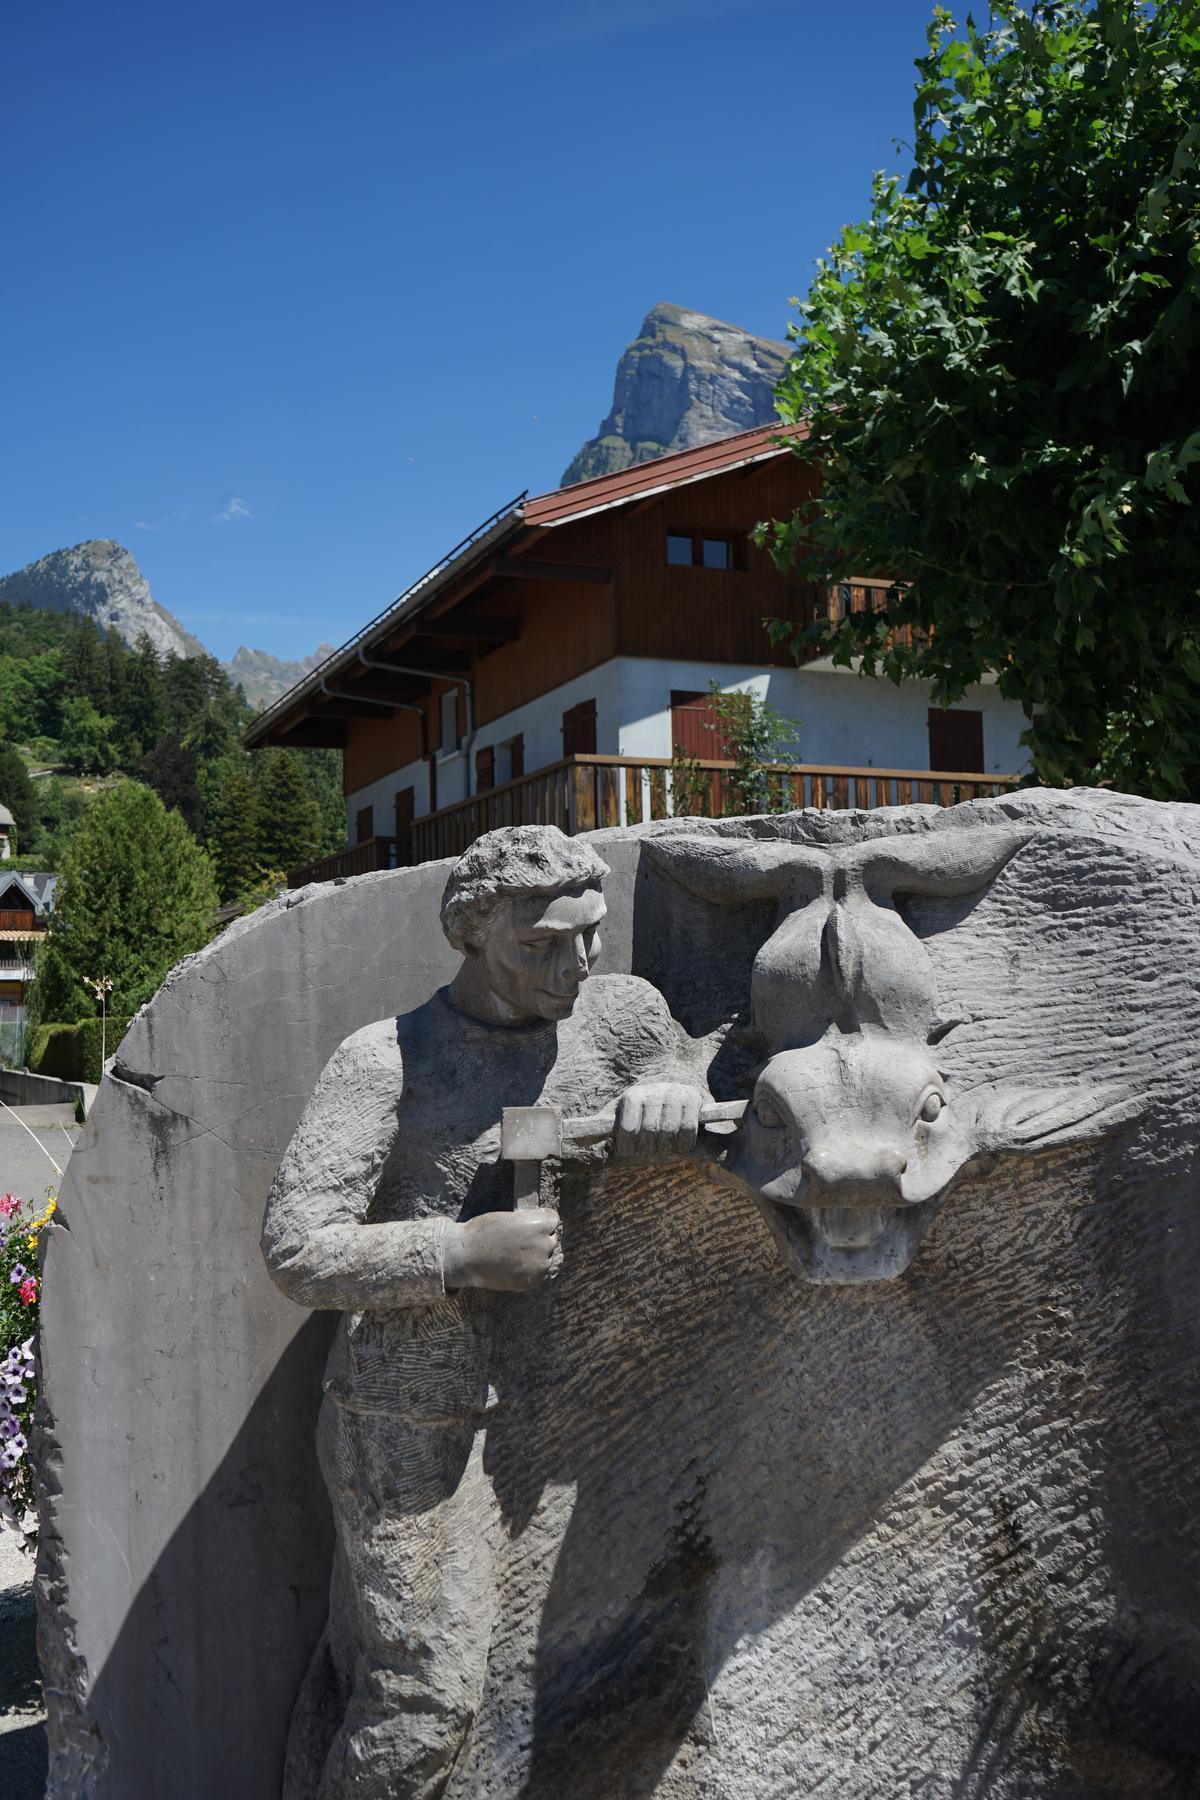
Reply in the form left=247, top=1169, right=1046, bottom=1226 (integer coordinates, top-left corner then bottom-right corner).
left=0, top=802, right=14, bottom=859
left=246, top=424, right=1027, bottom=883
left=0, top=870, right=56, bottom=1066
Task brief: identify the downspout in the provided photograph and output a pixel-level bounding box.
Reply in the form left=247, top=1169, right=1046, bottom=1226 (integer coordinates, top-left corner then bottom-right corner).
left=357, top=649, right=476, bottom=797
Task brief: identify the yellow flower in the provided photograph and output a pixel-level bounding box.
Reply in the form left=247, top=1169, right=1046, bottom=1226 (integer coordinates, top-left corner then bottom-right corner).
left=26, top=1236, right=37, bottom=1250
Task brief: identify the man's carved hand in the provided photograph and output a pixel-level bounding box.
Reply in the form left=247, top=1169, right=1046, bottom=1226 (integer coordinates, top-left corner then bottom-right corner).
left=612, top=1081, right=707, bottom=1162
left=443, top=1210, right=559, bottom=1292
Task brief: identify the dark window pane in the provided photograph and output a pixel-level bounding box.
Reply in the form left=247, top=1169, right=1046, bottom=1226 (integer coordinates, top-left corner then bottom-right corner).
left=667, top=534, right=694, bottom=566
left=702, top=538, right=731, bottom=570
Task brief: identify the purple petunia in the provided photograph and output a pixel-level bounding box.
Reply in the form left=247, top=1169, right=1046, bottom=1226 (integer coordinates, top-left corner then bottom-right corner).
left=0, top=1445, right=18, bottom=1470
left=9, top=1264, right=26, bottom=1285
left=5, top=1385, right=26, bottom=1406
left=0, top=1418, right=16, bottom=1440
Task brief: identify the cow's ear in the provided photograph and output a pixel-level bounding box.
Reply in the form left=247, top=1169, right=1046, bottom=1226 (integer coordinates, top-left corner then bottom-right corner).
left=962, top=1080, right=1143, bottom=1154
left=642, top=835, right=824, bottom=907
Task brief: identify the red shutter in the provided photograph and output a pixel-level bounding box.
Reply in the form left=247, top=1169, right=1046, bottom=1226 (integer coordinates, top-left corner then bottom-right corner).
left=562, top=700, right=597, bottom=756
left=670, top=690, right=733, bottom=759
left=927, top=709, right=984, bottom=773
left=393, top=787, right=415, bottom=864
left=475, top=747, right=495, bottom=792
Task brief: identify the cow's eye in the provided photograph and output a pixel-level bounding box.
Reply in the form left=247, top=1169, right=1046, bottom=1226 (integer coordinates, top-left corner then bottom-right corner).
left=754, top=1099, right=783, bottom=1130
left=918, top=1091, right=945, bottom=1124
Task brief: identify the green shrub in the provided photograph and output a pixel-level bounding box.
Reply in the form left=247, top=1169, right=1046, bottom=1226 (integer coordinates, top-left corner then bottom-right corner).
left=26, top=1016, right=132, bottom=1084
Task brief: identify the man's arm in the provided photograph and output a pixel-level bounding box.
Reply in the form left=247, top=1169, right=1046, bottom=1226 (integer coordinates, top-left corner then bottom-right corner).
left=262, top=1019, right=559, bottom=1310
left=262, top=1021, right=449, bottom=1312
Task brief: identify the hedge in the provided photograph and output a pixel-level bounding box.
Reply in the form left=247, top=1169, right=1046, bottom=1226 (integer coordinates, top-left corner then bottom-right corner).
left=26, top=1016, right=133, bottom=1086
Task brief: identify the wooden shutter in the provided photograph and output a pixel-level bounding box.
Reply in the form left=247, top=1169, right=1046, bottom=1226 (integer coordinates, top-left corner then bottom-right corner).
left=561, top=700, right=597, bottom=756
left=670, top=690, right=733, bottom=759
left=927, top=708, right=984, bottom=773
left=475, top=746, right=495, bottom=792
left=355, top=805, right=374, bottom=844
left=509, top=734, right=524, bottom=779
left=393, top=787, right=415, bottom=865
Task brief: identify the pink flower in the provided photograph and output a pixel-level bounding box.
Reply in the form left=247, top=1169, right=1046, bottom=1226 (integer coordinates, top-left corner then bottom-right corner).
left=18, top=1277, right=36, bottom=1306
left=0, top=1195, right=21, bottom=1220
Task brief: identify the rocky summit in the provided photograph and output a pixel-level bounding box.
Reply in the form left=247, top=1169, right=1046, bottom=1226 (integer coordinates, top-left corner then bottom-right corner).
left=561, top=301, right=790, bottom=486
left=0, top=539, right=204, bottom=661
left=226, top=642, right=336, bottom=708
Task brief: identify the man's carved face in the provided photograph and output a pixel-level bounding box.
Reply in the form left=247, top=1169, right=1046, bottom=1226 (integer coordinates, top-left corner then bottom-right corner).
left=478, top=885, right=605, bottom=1022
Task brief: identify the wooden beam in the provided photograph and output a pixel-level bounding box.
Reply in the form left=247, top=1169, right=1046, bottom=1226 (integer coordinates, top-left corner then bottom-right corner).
left=493, top=556, right=612, bottom=585
left=428, top=611, right=519, bottom=643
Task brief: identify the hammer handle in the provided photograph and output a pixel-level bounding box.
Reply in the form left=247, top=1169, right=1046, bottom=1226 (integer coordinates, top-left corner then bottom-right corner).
left=562, top=1098, right=746, bottom=1146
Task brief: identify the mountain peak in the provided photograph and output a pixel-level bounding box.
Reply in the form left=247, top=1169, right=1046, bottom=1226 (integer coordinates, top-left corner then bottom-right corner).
left=0, top=539, right=205, bottom=660
left=561, top=303, right=790, bottom=486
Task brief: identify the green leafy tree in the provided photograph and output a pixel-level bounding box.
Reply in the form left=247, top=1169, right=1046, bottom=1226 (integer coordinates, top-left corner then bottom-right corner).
left=59, top=697, right=116, bottom=775
left=141, top=733, right=202, bottom=834
left=30, top=781, right=218, bottom=1024
left=764, top=0, right=1200, bottom=797
left=0, top=746, right=37, bottom=848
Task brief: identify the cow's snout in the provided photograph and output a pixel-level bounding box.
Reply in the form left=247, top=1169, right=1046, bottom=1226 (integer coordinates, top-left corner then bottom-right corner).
left=802, top=1143, right=908, bottom=1193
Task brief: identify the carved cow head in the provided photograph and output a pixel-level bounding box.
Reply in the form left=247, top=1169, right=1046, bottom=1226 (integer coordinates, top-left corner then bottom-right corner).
left=646, top=826, right=1141, bottom=1282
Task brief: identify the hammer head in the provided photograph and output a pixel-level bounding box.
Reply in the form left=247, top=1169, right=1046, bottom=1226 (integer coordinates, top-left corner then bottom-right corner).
left=501, top=1105, right=563, bottom=1163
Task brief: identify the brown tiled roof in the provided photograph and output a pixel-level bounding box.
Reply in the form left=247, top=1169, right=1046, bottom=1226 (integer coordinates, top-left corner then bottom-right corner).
left=523, top=422, right=804, bottom=529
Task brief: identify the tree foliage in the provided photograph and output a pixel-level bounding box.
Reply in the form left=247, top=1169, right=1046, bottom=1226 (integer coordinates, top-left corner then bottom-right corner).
left=30, top=782, right=219, bottom=1024
left=764, top=0, right=1200, bottom=797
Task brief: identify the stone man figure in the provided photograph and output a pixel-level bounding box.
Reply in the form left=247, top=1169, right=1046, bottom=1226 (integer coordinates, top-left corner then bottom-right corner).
left=262, top=826, right=707, bottom=1799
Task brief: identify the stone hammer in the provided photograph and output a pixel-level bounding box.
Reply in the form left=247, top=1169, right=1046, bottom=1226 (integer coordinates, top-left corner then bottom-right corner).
left=500, top=1098, right=747, bottom=1207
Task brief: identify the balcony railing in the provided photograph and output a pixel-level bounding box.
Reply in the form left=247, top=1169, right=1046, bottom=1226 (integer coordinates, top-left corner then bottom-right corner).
left=288, top=836, right=400, bottom=888
left=288, top=755, right=1018, bottom=886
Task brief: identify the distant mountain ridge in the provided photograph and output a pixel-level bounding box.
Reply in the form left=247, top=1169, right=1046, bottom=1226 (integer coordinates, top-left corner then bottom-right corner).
left=226, top=642, right=337, bottom=708
left=0, top=540, right=328, bottom=707
left=562, top=301, right=790, bottom=486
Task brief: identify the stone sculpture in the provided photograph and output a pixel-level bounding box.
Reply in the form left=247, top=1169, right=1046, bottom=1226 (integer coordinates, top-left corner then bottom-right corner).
left=649, top=828, right=1142, bottom=1281
left=36, top=790, right=1200, bottom=1800
left=261, top=826, right=708, bottom=1799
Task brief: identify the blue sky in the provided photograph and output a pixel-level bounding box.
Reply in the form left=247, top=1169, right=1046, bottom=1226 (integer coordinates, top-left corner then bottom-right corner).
left=2, top=0, right=938, bottom=664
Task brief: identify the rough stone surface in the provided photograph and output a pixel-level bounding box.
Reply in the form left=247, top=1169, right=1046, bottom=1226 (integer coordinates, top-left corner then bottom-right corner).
left=225, top=641, right=338, bottom=708
left=36, top=790, right=1200, bottom=1797
left=561, top=302, right=789, bottom=486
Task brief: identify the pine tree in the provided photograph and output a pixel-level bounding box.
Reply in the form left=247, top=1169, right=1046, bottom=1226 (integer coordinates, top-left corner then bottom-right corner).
left=252, top=749, right=323, bottom=875
left=121, top=634, right=167, bottom=760
left=30, top=781, right=218, bottom=1023
left=141, top=734, right=201, bottom=834
left=202, top=757, right=263, bottom=901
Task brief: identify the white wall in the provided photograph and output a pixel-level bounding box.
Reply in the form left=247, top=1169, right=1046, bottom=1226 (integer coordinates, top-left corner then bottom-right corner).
left=617, top=657, right=1027, bottom=775
left=345, top=654, right=1029, bottom=835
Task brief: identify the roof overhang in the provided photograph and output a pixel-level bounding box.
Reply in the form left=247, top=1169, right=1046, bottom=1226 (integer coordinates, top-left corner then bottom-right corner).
left=243, top=422, right=807, bottom=749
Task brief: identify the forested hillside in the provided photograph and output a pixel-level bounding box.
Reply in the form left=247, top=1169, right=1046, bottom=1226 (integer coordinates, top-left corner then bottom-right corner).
left=0, top=601, right=342, bottom=899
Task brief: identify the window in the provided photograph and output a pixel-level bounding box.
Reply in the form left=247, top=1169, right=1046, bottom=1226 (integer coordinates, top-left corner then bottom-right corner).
left=927, top=708, right=984, bottom=773
left=666, top=530, right=744, bottom=570
left=355, top=805, right=374, bottom=844
left=495, top=734, right=524, bottom=784
left=439, top=689, right=460, bottom=755
left=562, top=699, right=597, bottom=756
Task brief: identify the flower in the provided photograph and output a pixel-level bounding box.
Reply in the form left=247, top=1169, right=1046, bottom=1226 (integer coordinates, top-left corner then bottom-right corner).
left=0, top=1195, right=21, bottom=1220
left=9, top=1265, right=25, bottom=1284
left=5, top=1383, right=26, bottom=1404
left=0, top=1446, right=18, bottom=1470
left=0, top=1418, right=16, bottom=1440
left=18, top=1279, right=36, bottom=1307
left=25, top=1237, right=37, bottom=1251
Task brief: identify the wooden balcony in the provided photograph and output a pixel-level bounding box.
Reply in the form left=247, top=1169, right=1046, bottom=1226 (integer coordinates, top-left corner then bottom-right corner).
left=288, top=835, right=400, bottom=888
left=289, top=756, right=1018, bottom=886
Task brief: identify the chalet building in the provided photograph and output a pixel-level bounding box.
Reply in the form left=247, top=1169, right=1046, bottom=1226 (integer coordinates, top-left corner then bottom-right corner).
left=247, top=425, right=1024, bottom=880
left=0, top=870, right=55, bottom=1065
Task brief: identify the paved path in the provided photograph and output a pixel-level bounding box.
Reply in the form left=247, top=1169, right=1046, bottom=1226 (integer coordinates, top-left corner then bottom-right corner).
left=0, top=1100, right=81, bottom=1794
